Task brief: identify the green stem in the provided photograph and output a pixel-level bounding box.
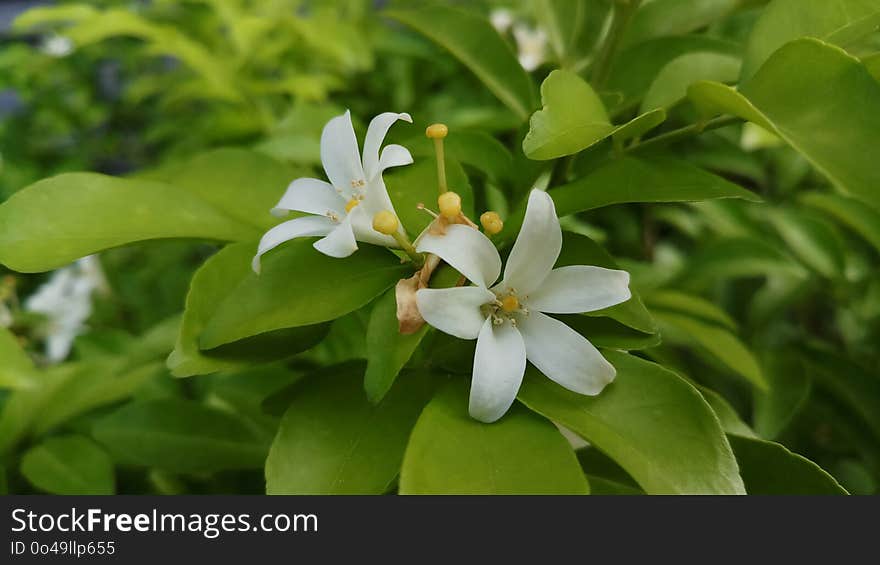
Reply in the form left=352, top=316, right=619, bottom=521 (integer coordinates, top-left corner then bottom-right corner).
left=392, top=232, right=425, bottom=268
left=626, top=115, right=742, bottom=155
left=590, top=0, right=642, bottom=89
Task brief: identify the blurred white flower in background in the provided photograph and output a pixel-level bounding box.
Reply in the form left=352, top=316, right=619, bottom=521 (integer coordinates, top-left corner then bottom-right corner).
left=512, top=24, right=548, bottom=71
left=40, top=35, right=74, bottom=58
left=25, top=255, right=109, bottom=363
left=489, top=8, right=547, bottom=71
left=0, top=303, right=11, bottom=328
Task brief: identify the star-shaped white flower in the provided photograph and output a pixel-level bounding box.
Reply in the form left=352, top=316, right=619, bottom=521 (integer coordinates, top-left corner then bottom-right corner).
left=25, top=255, right=108, bottom=363
left=252, top=110, right=413, bottom=272
left=415, top=190, right=631, bottom=422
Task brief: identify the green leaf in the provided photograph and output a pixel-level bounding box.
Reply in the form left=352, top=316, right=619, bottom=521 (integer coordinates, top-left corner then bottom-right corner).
left=0, top=328, right=36, bottom=389
left=625, top=0, right=743, bottom=45
left=518, top=351, right=745, bottom=494
left=531, top=0, right=587, bottom=64
left=385, top=158, right=473, bottom=238
left=92, top=399, right=268, bottom=473
left=550, top=156, right=760, bottom=217
left=20, top=436, right=115, bottom=495
left=168, top=243, right=329, bottom=378
left=559, top=316, right=661, bottom=350
left=674, top=237, right=806, bottom=288
left=644, top=290, right=737, bottom=331
left=388, top=6, right=537, bottom=120
left=607, top=35, right=740, bottom=112
left=149, top=148, right=295, bottom=232
left=767, top=207, right=846, bottom=279
left=753, top=351, right=812, bottom=439
left=266, top=363, right=439, bottom=494
left=0, top=173, right=255, bottom=272
left=653, top=310, right=768, bottom=390
left=641, top=52, right=741, bottom=112
left=400, top=381, right=588, bottom=494
left=523, top=70, right=665, bottom=159
left=364, top=288, right=429, bottom=404
left=741, top=0, right=880, bottom=82
left=689, top=39, right=880, bottom=212
left=200, top=240, right=409, bottom=348
left=800, top=191, right=880, bottom=252
left=727, top=435, right=848, bottom=494
left=698, top=385, right=758, bottom=439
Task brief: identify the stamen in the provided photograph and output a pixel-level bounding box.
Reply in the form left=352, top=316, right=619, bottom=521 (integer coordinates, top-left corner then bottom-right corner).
left=345, top=199, right=360, bottom=213
left=425, top=123, right=449, bottom=194
left=480, top=211, right=504, bottom=235
left=438, top=191, right=462, bottom=220
left=372, top=211, right=399, bottom=235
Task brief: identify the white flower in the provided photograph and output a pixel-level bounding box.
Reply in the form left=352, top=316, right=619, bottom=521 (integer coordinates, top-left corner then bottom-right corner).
left=490, top=9, right=514, bottom=33
left=512, top=24, right=547, bottom=72
left=41, top=35, right=74, bottom=58
left=415, top=190, right=631, bottom=423
left=25, top=255, right=107, bottom=363
left=252, top=110, right=413, bottom=272
left=0, top=303, right=11, bottom=328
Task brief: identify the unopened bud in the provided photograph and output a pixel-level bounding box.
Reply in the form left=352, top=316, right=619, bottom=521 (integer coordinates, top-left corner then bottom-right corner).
left=438, top=191, right=462, bottom=220
left=372, top=210, right=399, bottom=235
left=480, top=211, right=504, bottom=235
left=425, top=123, right=448, bottom=139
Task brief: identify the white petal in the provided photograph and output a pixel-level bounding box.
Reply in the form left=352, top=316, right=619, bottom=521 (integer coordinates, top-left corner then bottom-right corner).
left=527, top=266, right=631, bottom=314
left=321, top=110, right=365, bottom=196
left=376, top=144, right=413, bottom=176
left=252, top=216, right=335, bottom=273
left=470, top=318, right=527, bottom=423
left=313, top=214, right=359, bottom=258
left=416, top=286, right=494, bottom=340
left=416, top=225, right=502, bottom=288
left=518, top=311, right=615, bottom=395
left=270, top=178, right=346, bottom=218
left=503, top=189, right=562, bottom=294
left=362, top=112, right=412, bottom=180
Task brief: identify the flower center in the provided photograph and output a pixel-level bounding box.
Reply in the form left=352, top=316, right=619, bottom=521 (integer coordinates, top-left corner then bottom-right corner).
left=345, top=198, right=360, bottom=213
left=485, top=289, right=529, bottom=326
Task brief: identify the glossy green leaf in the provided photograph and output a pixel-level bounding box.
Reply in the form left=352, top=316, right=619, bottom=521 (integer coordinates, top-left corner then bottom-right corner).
left=364, top=288, right=429, bottom=404
left=200, top=240, right=409, bottom=348
left=0, top=328, right=37, bottom=388
left=266, top=363, right=439, bottom=494
left=388, top=6, right=537, bottom=120
left=0, top=173, right=256, bottom=272
left=653, top=310, right=768, bottom=390
left=689, top=39, right=880, bottom=212
left=92, top=399, right=268, bottom=473
left=168, top=243, right=329, bottom=378
left=518, top=351, right=746, bottom=494
left=550, top=156, right=760, bottom=217
left=741, top=0, right=880, bottom=81
left=607, top=35, right=740, bottom=112
left=728, top=435, right=848, bottom=494
left=698, top=385, right=757, bottom=439
left=531, top=0, right=587, bottom=64
left=800, top=191, right=880, bottom=251
left=645, top=290, right=737, bottom=330
left=523, top=70, right=665, bottom=159
left=767, top=207, right=846, bottom=278
left=20, top=436, right=115, bottom=495
left=400, top=382, right=589, bottom=494
left=641, top=52, right=741, bottom=112
left=150, top=148, right=294, bottom=232
left=624, top=0, right=743, bottom=47
left=560, top=315, right=661, bottom=350
left=753, top=351, right=812, bottom=439
left=674, top=237, right=806, bottom=288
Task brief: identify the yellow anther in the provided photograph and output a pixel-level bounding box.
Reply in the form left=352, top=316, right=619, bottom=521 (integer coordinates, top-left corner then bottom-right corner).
left=480, top=211, right=504, bottom=235
left=501, top=295, right=520, bottom=313
left=372, top=210, right=399, bottom=235
left=425, top=123, right=448, bottom=139
left=438, top=191, right=462, bottom=220
left=345, top=199, right=360, bottom=213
